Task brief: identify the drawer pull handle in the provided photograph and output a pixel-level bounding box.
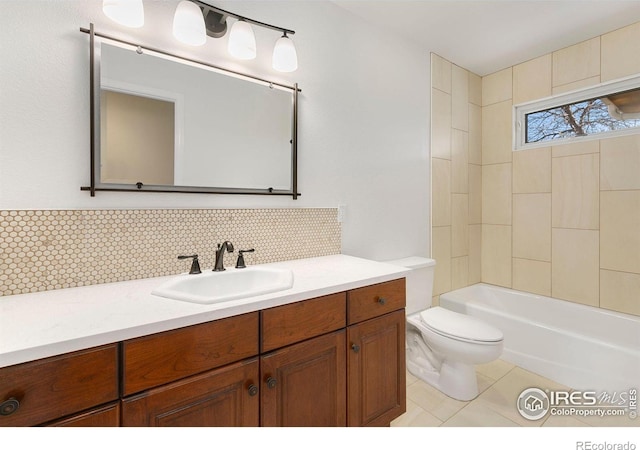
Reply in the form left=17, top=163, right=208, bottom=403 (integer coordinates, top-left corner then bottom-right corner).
left=248, top=384, right=258, bottom=397
left=377, top=297, right=386, bottom=305
left=351, top=344, right=360, bottom=353
left=266, top=377, right=277, bottom=389
left=0, top=398, right=20, bottom=416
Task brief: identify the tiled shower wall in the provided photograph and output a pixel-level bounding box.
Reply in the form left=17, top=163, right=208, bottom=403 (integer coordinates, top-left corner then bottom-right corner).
left=431, top=54, right=483, bottom=303
left=0, top=208, right=341, bottom=296
left=480, top=22, right=640, bottom=317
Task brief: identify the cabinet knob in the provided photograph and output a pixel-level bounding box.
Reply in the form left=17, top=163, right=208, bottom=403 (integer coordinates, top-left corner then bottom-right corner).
left=0, top=397, right=20, bottom=416
left=351, top=343, right=360, bottom=353
left=248, top=384, right=258, bottom=397
left=377, top=297, right=386, bottom=305
left=266, top=377, right=277, bottom=389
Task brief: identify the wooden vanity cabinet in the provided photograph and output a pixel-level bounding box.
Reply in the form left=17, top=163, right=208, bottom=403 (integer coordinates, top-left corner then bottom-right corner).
left=1, top=278, right=406, bottom=428
left=347, top=279, right=406, bottom=426
left=0, top=344, right=119, bottom=427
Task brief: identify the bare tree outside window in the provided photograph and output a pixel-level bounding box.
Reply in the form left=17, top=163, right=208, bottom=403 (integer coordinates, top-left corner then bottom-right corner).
left=525, top=88, right=640, bottom=144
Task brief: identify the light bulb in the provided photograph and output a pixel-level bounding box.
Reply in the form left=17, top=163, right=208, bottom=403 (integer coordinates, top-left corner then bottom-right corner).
left=102, top=0, right=144, bottom=28
left=173, top=1, right=207, bottom=46
left=272, top=34, right=298, bottom=72
left=228, top=20, right=256, bottom=60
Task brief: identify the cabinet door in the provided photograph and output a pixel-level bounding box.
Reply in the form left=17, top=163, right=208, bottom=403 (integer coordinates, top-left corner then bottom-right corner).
left=347, top=310, right=406, bottom=426
left=47, top=402, right=120, bottom=427
left=261, top=330, right=346, bottom=427
left=122, top=358, right=259, bottom=427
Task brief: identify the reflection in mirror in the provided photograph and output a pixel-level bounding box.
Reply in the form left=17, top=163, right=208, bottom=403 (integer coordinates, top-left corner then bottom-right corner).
left=84, top=27, right=299, bottom=198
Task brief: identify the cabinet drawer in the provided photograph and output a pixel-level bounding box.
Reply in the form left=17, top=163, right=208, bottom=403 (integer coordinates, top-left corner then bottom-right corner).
left=347, top=279, right=406, bottom=324
left=122, top=312, right=259, bottom=396
left=0, top=344, right=119, bottom=427
left=261, top=292, right=346, bottom=352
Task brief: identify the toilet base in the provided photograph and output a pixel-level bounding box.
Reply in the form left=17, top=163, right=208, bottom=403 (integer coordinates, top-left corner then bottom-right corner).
left=408, top=358, right=480, bottom=401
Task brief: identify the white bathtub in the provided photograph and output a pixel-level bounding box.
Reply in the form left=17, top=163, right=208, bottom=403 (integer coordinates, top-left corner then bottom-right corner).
left=440, top=283, right=640, bottom=393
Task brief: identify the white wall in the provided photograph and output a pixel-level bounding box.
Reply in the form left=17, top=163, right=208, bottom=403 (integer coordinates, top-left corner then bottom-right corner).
left=0, top=0, right=431, bottom=261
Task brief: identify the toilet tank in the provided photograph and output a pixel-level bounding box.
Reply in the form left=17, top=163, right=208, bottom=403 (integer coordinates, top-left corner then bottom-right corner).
left=384, top=257, right=436, bottom=315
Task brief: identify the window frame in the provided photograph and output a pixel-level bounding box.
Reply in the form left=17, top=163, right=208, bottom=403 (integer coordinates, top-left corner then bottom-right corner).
left=514, top=74, right=640, bottom=151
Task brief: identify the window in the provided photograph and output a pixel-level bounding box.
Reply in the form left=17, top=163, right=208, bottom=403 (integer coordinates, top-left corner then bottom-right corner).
left=514, top=76, right=640, bottom=150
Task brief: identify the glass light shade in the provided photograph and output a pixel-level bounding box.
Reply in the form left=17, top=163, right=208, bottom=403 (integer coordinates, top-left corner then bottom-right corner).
left=272, top=35, right=298, bottom=72
left=228, top=20, right=256, bottom=60
left=102, top=0, right=144, bottom=28
left=172, top=1, right=207, bottom=46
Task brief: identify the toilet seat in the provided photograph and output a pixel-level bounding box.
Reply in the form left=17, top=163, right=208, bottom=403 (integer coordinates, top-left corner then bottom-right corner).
left=419, top=307, right=503, bottom=344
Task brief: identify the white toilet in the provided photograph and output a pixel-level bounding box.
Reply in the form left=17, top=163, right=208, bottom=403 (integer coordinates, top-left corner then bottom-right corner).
left=385, top=257, right=504, bottom=401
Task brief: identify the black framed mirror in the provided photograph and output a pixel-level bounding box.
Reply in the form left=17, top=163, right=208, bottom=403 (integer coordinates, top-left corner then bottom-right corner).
left=81, top=25, right=300, bottom=198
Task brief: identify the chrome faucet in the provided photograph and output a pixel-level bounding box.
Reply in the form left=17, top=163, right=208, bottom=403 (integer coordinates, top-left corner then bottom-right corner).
left=213, top=241, right=234, bottom=271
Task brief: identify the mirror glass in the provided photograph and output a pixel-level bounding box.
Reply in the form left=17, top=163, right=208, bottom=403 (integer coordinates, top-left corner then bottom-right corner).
left=92, top=40, right=297, bottom=196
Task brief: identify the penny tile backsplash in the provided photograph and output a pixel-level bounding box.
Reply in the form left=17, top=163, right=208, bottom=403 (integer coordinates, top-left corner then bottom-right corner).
left=0, top=208, right=341, bottom=296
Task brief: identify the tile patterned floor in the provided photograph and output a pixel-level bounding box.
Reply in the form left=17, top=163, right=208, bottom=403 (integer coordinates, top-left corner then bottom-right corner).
left=391, top=359, right=638, bottom=427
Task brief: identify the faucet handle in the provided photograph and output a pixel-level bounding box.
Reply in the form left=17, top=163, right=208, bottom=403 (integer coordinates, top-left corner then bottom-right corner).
left=235, top=249, right=255, bottom=269
left=178, top=254, right=202, bottom=274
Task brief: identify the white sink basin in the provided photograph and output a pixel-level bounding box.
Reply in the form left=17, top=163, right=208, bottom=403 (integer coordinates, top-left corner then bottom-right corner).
left=151, top=267, right=294, bottom=304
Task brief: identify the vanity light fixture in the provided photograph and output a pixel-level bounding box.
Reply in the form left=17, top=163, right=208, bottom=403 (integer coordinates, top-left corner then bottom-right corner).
left=183, top=0, right=297, bottom=72
left=102, top=0, right=144, bottom=28
left=102, top=0, right=297, bottom=72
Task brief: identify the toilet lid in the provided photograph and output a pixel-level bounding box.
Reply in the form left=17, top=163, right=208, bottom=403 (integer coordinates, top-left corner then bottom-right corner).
left=419, top=307, right=503, bottom=343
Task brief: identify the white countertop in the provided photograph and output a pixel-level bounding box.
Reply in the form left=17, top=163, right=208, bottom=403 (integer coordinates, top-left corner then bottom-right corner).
left=0, top=254, right=408, bottom=368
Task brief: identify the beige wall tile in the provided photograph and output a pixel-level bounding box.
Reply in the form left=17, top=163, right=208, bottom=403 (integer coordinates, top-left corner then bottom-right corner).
left=482, top=225, right=512, bottom=287
left=432, top=295, right=441, bottom=307
left=452, top=65, right=469, bottom=131
left=513, top=55, right=552, bottom=104
left=469, top=103, right=482, bottom=165
left=513, top=194, right=551, bottom=261
left=482, top=100, right=513, bottom=164
left=552, top=139, right=599, bottom=158
left=469, top=164, right=482, bottom=224
left=513, top=147, right=551, bottom=193
left=552, top=76, right=601, bottom=95
left=433, top=226, right=452, bottom=295
left=452, top=194, right=469, bottom=257
left=600, top=190, right=640, bottom=274
left=552, top=228, right=599, bottom=306
left=432, top=158, right=451, bottom=227
left=601, top=22, right=640, bottom=82
left=469, top=72, right=482, bottom=106
left=513, top=258, right=551, bottom=297
left=431, top=88, right=452, bottom=160
left=600, top=269, right=640, bottom=316
left=482, top=68, right=512, bottom=106
left=451, top=129, right=469, bottom=193
left=469, top=224, right=481, bottom=284
left=452, top=256, right=469, bottom=290
left=431, top=53, right=452, bottom=94
left=600, top=135, right=640, bottom=190
left=482, top=163, right=512, bottom=225
left=552, top=154, right=599, bottom=229
left=552, top=37, right=600, bottom=87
